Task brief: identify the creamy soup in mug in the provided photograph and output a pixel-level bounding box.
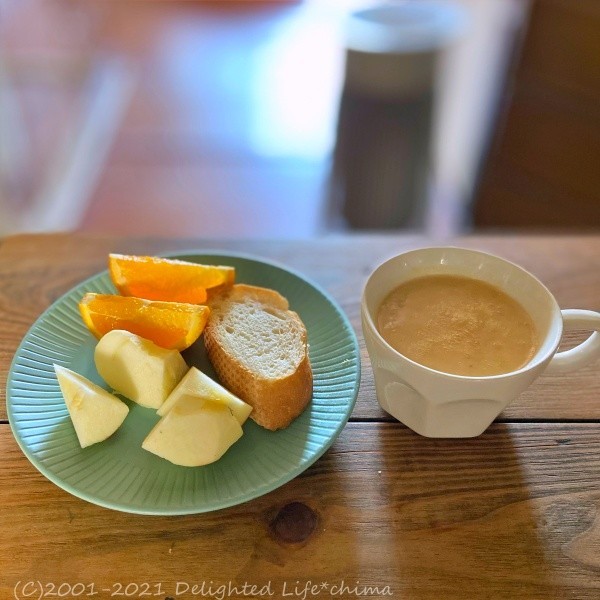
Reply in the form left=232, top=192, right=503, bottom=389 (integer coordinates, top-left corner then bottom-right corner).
left=377, top=275, right=540, bottom=377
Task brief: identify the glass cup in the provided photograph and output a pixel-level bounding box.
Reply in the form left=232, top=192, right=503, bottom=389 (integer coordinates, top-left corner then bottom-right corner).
left=361, top=247, right=600, bottom=437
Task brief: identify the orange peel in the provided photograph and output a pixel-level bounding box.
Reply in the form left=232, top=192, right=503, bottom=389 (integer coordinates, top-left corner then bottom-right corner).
left=108, top=254, right=235, bottom=304
left=79, top=293, right=210, bottom=351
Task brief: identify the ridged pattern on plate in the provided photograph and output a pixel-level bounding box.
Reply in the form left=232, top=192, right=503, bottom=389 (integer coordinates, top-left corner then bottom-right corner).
left=7, top=253, right=360, bottom=515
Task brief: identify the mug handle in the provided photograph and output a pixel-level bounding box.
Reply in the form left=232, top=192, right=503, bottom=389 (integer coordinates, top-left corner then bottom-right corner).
left=545, top=309, right=600, bottom=374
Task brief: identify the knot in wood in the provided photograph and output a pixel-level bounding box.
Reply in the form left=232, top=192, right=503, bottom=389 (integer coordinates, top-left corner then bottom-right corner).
left=269, top=502, right=318, bottom=544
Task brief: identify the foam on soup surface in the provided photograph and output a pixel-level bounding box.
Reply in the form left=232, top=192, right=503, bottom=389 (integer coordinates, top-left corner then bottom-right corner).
left=377, top=275, right=539, bottom=377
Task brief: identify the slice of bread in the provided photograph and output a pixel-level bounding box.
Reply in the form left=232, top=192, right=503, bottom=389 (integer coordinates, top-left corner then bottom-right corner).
left=204, top=284, right=312, bottom=430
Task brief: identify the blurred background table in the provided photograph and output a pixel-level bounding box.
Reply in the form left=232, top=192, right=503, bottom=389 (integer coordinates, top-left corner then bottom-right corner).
left=1, top=233, right=599, bottom=599
left=2, top=0, right=598, bottom=238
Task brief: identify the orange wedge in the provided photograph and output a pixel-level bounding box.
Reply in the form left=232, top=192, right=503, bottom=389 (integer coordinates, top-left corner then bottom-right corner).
left=79, top=293, right=210, bottom=351
left=108, top=254, right=235, bottom=304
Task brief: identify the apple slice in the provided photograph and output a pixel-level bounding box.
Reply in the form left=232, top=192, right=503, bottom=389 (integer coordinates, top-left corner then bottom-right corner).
left=94, top=330, right=188, bottom=409
left=142, top=395, right=243, bottom=467
left=54, top=365, right=129, bottom=448
left=157, top=367, right=252, bottom=424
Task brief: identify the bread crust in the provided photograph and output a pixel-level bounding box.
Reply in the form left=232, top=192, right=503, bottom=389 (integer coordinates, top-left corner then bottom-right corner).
left=204, top=285, right=312, bottom=430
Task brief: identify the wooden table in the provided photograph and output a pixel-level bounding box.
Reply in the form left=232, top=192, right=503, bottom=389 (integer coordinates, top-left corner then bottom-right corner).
left=1, top=233, right=599, bottom=599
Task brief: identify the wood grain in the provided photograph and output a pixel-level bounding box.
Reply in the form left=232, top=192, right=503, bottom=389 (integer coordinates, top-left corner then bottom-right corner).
left=1, top=422, right=600, bottom=599
left=2, top=234, right=600, bottom=599
left=1, top=234, right=598, bottom=422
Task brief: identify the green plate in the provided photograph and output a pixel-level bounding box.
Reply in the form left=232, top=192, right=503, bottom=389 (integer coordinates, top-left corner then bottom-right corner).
left=6, top=252, right=360, bottom=514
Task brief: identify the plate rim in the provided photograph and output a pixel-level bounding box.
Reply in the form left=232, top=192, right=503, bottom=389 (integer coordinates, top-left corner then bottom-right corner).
left=6, top=250, right=361, bottom=515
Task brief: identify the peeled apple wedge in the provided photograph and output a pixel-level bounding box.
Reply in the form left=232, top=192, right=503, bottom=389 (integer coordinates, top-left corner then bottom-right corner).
left=157, top=367, right=252, bottom=424
left=94, top=330, right=188, bottom=409
left=142, top=395, right=243, bottom=467
left=54, top=365, right=129, bottom=448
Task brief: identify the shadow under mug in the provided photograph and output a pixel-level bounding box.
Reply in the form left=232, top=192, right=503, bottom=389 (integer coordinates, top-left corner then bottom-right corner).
left=361, top=247, right=600, bottom=438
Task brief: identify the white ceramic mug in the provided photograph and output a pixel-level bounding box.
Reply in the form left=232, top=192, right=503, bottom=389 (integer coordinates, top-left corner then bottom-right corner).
left=361, top=247, right=600, bottom=438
